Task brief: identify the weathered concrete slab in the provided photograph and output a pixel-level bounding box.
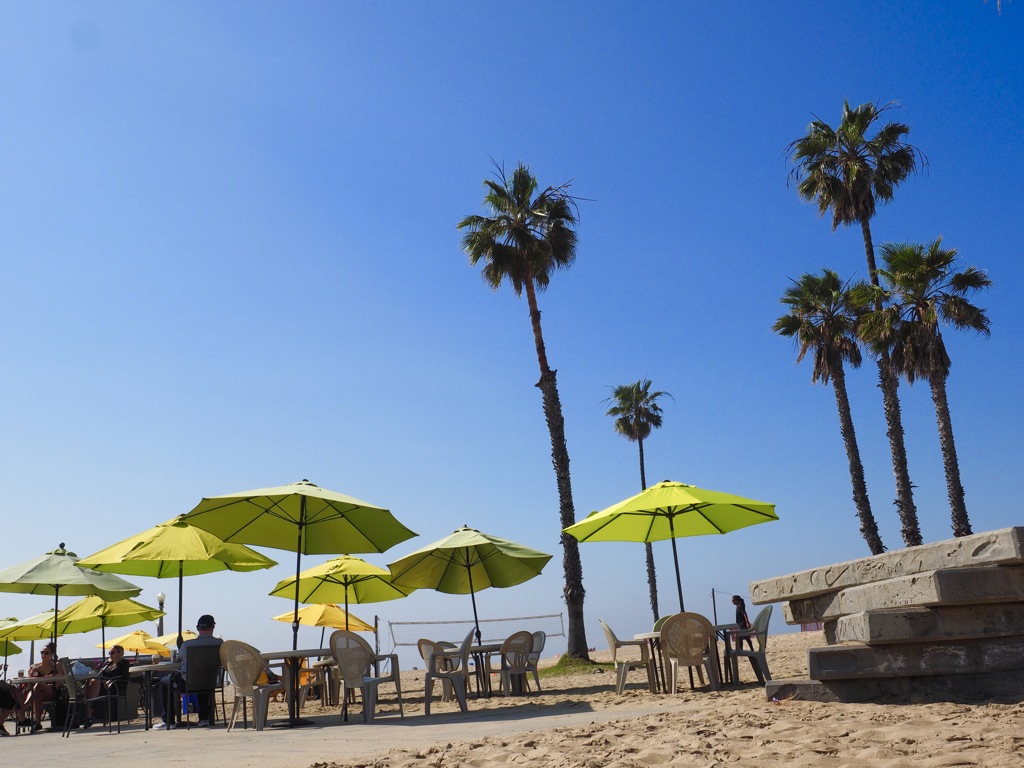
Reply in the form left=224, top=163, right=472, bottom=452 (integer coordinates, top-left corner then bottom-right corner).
left=751, top=527, right=1024, bottom=604
left=825, top=603, right=1024, bottom=644
left=807, top=635, right=1024, bottom=680
left=766, top=672, right=1024, bottom=703
left=784, top=565, right=1024, bottom=624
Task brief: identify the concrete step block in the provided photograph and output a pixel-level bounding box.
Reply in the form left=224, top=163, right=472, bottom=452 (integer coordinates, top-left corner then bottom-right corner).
left=766, top=671, right=1024, bottom=703
left=807, top=635, right=1024, bottom=680
left=825, top=603, right=1024, bottom=645
left=784, top=565, right=1024, bottom=624
left=751, top=527, right=1024, bottom=604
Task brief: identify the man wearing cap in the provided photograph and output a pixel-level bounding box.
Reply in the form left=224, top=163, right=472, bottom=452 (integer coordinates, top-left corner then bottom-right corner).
left=154, top=614, right=223, bottom=729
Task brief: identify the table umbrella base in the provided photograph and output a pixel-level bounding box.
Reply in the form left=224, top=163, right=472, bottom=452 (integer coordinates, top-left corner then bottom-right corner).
left=271, top=717, right=316, bottom=728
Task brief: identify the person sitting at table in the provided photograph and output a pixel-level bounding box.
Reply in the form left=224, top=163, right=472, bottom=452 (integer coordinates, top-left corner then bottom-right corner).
left=153, top=614, right=222, bottom=730
left=24, top=641, right=63, bottom=732
left=0, top=679, right=27, bottom=736
left=731, top=595, right=754, bottom=651
left=81, top=644, right=131, bottom=727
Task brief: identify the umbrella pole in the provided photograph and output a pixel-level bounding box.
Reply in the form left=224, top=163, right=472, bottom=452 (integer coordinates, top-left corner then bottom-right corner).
left=466, top=552, right=481, bottom=645
left=52, top=586, right=60, bottom=656
left=177, top=561, right=185, bottom=648
left=344, top=585, right=350, bottom=632
left=286, top=498, right=305, bottom=727
left=668, top=516, right=685, bottom=612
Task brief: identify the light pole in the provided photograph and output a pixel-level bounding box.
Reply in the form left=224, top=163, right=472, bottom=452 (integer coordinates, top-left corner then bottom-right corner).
left=157, top=591, right=166, bottom=637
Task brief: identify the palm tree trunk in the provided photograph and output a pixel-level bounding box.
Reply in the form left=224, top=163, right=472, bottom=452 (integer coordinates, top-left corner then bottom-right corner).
left=637, top=439, right=659, bottom=622
left=831, top=366, right=884, bottom=554
left=861, top=216, right=923, bottom=547
left=929, top=373, right=972, bottom=537
left=523, top=275, right=589, bottom=659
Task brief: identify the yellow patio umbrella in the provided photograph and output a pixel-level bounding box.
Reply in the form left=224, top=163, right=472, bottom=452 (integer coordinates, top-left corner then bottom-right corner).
left=152, top=630, right=197, bottom=648
left=77, top=516, right=277, bottom=648
left=272, top=604, right=373, bottom=646
left=564, top=480, right=778, bottom=612
left=98, top=629, right=171, bottom=657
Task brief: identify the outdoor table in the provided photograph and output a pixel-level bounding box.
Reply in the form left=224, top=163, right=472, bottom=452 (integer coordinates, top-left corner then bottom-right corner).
left=130, top=661, right=180, bottom=730
left=632, top=632, right=667, bottom=693
left=261, top=648, right=329, bottom=728
left=311, top=658, right=338, bottom=706
left=713, top=623, right=739, bottom=685
left=468, top=643, right=503, bottom=697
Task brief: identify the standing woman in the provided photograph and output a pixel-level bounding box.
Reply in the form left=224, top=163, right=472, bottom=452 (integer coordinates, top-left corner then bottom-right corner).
left=731, top=595, right=754, bottom=651
left=82, top=644, right=130, bottom=727
left=24, top=641, right=63, bottom=731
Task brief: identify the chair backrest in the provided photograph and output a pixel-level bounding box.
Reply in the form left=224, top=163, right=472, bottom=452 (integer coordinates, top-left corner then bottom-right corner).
left=183, top=642, right=223, bottom=692
left=598, top=620, right=621, bottom=662
left=219, top=640, right=265, bottom=692
left=749, top=605, right=773, bottom=650
left=58, top=658, right=77, bottom=702
left=528, top=631, right=546, bottom=662
left=330, top=630, right=373, bottom=684
left=500, top=631, right=533, bottom=674
left=418, top=639, right=453, bottom=670
left=660, top=612, right=713, bottom=666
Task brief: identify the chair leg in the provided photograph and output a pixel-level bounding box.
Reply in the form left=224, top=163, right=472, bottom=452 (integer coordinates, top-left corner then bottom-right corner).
left=451, top=677, right=467, bottom=713
left=615, top=663, right=629, bottom=695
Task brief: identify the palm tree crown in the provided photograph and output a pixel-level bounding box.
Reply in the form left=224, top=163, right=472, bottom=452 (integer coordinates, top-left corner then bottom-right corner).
left=862, top=239, right=992, bottom=382
left=786, top=100, right=923, bottom=245
left=773, top=270, right=867, bottom=384
left=458, top=162, right=579, bottom=297
left=604, top=379, right=672, bottom=446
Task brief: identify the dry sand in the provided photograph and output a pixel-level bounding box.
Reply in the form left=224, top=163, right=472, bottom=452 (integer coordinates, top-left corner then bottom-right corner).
left=299, top=630, right=1024, bottom=767
left=6, top=631, right=1024, bottom=767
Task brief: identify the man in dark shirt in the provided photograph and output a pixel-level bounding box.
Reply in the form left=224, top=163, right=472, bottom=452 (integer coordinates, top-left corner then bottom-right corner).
left=153, top=614, right=223, bottom=729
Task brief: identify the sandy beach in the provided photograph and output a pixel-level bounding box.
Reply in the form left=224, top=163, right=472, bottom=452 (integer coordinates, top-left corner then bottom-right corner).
left=5, top=630, right=1024, bottom=767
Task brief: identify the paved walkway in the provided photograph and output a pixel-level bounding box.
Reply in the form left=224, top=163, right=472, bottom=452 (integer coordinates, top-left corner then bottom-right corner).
left=3, top=700, right=683, bottom=768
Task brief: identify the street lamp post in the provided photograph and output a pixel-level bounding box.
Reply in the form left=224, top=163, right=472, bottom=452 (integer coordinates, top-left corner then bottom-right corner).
left=157, top=591, right=166, bottom=637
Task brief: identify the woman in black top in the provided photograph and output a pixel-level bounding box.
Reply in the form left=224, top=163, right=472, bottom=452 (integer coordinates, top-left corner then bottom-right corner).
left=83, top=645, right=131, bottom=726
left=732, top=595, right=754, bottom=650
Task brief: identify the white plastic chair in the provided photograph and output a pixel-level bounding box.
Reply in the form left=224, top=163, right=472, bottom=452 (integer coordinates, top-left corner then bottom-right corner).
left=732, top=605, right=773, bottom=683
left=659, top=612, right=719, bottom=693
left=599, top=620, right=657, bottom=695
left=219, top=640, right=284, bottom=731
left=423, top=630, right=473, bottom=715
left=526, top=630, right=546, bottom=691
left=329, top=630, right=404, bottom=723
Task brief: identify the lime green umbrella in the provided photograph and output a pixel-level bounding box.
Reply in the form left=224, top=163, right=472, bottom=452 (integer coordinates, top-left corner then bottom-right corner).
left=0, top=620, right=22, bottom=680
left=77, top=516, right=277, bottom=647
left=563, top=480, right=778, bottom=612
left=183, top=479, right=416, bottom=648
left=0, top=545, right=141, bottom=655
left=54, top=595, right=164, bottom=652
left=387, top=526, right=552, bottom=644
left=269, top=554, right=412, bottom=630
left=183, top=479, right=416, bottom=727
left=0, top=610, right=56, bottom=641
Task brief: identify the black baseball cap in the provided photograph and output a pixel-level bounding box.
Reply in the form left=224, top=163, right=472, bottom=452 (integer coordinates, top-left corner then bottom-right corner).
left=197, top=614, right=216, bottom=630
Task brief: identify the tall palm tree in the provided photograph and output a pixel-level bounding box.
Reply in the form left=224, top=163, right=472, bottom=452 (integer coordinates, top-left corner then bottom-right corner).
left=786, top=99, right=926, bottom=547
left=774, top=270, right=885, bottom=554
left=604, top=378, right=674, bottom=622
left=457, top=161, right=589, bottom=659
left=860, top=239, right=992, bottom=538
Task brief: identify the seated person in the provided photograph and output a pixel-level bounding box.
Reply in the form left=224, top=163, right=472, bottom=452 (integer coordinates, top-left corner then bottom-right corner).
left=23, top=642, right=64, bottom=732
left=0, top=680, right=27, bottom=736
left=153, top=614, right=222, bottom=729
left=82, top=644, right=131, bottom=726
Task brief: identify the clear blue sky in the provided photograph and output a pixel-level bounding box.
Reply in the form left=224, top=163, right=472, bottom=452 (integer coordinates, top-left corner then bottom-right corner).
left=2, top=2, right=1021, bottom=670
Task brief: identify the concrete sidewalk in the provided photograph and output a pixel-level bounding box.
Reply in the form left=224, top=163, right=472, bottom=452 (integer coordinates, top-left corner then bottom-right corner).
left=4, top=700, right=683, bottom=768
